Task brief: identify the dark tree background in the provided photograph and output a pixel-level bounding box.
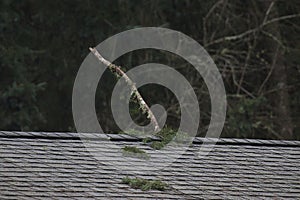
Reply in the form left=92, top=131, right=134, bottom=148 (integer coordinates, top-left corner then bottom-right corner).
left=0, top=0, right=299, bottom=140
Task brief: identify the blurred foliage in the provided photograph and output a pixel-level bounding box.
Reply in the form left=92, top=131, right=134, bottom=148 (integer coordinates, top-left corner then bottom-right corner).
left=226, top=96, right=269, bottom=138
left=0, top=0, right=299, bottom=140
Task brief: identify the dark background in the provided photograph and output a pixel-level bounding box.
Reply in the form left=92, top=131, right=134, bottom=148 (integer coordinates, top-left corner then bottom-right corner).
left=0, top=0, right=299, bottom=140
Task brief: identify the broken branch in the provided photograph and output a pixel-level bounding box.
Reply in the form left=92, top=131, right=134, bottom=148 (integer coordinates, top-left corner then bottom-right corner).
left=89, top=47, right=160, bottom=132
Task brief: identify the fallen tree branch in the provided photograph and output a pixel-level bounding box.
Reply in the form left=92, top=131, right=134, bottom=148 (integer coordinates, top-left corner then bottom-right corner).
left=89, top=47, right=160, bottom=132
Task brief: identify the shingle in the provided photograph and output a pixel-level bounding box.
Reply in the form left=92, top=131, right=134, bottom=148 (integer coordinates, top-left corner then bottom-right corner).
left=0, top=131, right=299, bottom=199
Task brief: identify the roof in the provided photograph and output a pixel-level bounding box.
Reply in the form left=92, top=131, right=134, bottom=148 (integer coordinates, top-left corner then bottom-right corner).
left=0, top=131, right=300, bottom=199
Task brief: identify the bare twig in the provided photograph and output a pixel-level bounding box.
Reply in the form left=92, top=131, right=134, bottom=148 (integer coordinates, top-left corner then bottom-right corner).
left=203, top=0, right=225, bottom=45
left=89, top=47, right=160, bottom=132
left=229, top=64, right=255, bottom=98
left=263, top=13, right=300, bottom=27
left=261, top=83, right=299, bottom=96
left=206, top=12, right=300, bottom=47
left=263, top=1, right=275, bottom=24
left=258, top=44, right=280, bottom=95
left=205, top=27, right=258, bottom=46
left=261, top=30, right=285, bottom=48
left=237, top=41, right=253, bottom=94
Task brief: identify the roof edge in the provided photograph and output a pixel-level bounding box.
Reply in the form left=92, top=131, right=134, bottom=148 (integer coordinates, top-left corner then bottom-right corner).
left=0, top=131, right=300, bottom=147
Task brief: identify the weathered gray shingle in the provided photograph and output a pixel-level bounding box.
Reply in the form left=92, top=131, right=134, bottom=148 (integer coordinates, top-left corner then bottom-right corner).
left=0, top=131, right=299, bottom=199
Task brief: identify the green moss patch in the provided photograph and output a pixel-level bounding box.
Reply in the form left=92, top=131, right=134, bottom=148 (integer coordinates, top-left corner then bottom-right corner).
left=122, top=146, right=150, bottom=160
left=121, top=127, right=192, bottom=150
left=143, top=127, right=192, bottom=150
left=122, top=176, right=168, bottom=191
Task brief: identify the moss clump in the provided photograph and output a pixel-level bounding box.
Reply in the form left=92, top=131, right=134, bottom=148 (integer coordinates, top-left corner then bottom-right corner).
left=122, top=176, right=168, bottom=191
left=142, top=137, right=152, bottom=144
left=150, top=141, right=165, bottom=150
left=122, top=146, right=150, bottom=160
left=121, top=127, right=192, bottom=150
left=123, top=146, right=145, bottom=154
left=146, top=127, right=192, bottom=150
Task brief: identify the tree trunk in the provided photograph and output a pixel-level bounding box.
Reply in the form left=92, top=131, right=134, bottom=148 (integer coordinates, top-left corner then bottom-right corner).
left=272, top=49, right=294, bottom=139
left=263, top=1, right=294, bottom=139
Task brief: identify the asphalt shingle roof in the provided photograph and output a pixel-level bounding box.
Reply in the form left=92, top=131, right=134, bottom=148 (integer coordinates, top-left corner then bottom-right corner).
left=0, top=131, right=299, bottom=199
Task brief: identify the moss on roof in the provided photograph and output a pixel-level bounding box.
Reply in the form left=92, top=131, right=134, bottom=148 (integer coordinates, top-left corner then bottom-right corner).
left=122, top=176, right=168, bottom=191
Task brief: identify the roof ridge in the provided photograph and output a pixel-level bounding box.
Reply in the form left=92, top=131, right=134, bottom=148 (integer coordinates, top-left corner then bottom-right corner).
left=0, top=131, right=300, bottom=147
